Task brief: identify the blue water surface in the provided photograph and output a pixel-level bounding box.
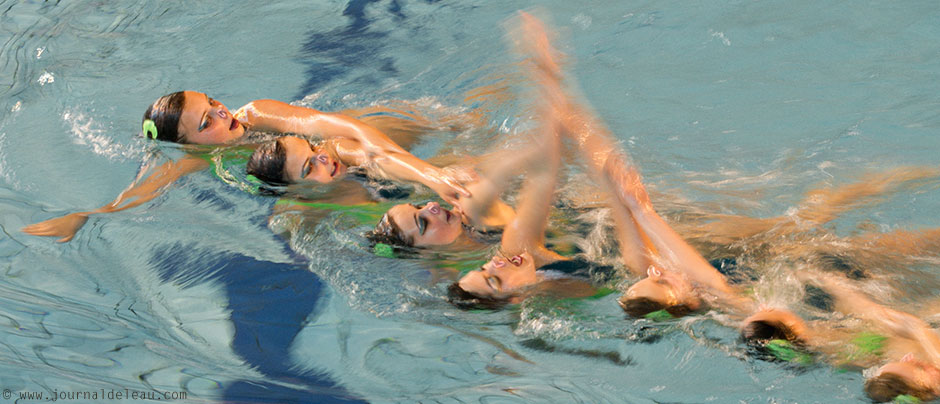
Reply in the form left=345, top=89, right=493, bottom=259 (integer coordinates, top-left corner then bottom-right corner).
left=1, top=1, right=939, bottom=403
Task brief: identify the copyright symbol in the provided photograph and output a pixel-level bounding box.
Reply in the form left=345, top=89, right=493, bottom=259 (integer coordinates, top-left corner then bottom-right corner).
left=2, top=389, right=11, bottom=399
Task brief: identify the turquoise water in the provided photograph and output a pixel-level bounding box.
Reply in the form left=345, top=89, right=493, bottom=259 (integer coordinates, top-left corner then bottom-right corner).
left=2, top=1, right=939, bottom=402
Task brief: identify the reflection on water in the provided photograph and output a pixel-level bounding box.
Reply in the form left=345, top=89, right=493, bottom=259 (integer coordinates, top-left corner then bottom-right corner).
left=2, top=0, right=940, bottom=402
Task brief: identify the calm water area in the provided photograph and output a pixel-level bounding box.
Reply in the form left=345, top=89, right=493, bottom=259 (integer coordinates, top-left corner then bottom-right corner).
left=1, top=1, right=939, bottom=402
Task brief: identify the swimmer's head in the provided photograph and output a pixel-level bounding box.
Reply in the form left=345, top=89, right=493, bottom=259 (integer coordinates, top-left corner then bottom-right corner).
left=372, top=202, right=463, bottom=247
left=447, top=282, right=508, bottom=310
left=619, top=266, right=697, bottom=318
left=247, top=136, right=347, bottom=185
left=142, top=91, right=245, bottom=144
left=865, top=357, right=940, bottom=402
left=740, top=308, right=808, bottom=345
left=246, top=140, right=288, bottom=186
left=369, top=211, right=413, bottom=246
left=456, top=252, right=538, bottom=301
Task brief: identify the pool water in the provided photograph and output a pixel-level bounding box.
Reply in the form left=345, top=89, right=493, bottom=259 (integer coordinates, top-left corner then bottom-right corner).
left=2, top=1, right=940, bottom=402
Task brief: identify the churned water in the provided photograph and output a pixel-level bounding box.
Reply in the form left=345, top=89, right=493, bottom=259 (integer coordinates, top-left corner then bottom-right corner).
left=1, top=0, right=939, bottom=402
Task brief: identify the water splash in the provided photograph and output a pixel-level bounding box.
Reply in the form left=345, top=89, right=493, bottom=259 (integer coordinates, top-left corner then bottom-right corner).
left=62, top=109, right=142, bottom=161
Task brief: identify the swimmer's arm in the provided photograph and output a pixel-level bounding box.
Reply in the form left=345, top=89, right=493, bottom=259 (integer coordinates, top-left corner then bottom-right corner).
left=815, top=274, right=940, bottom=362
left=514, top=26, right=653, bottom=274
left=608, top=160, right=734, bottom=295
left=500, top=111, right=565, bottom=266
left=797, top=166, right=940, bottom=227
left=22, top=157, right=208, bottom=242
left=238, top=100, right=470, bottom=201
left=819, top=276, right=934, bottom=342
left=367, top=149, right=471, bottom=204
left=235, top=99, right=407, bottom=153
left=515, top=15, right=713, bottom=279
left=857, top=228, right=940, bottom=256
left=340, top=103, right=460, bottom=151
left=453, top=147, right=550, bottom=230
left=550, top=95, right=657, bottom=274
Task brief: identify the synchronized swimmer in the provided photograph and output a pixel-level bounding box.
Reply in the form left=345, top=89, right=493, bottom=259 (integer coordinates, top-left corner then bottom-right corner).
left=22, top=11, right=940, bottom=402
left=23, top=90, right=470, bottom=241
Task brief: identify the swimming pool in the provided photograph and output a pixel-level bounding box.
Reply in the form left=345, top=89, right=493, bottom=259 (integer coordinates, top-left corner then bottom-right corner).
left=2, top=0, right=939, bottom=402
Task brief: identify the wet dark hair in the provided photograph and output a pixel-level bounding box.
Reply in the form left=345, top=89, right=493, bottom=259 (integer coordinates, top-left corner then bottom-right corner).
left=741, top=319, right=803, bottom=344
left=618, top=296, right=693, bottom=318
left=142, top=91, right=186, bottom=143
left=447, top=282, right=508, bottom=310
left=246, top=140, right=289, bottom=186
left=368, top=212, right=414, bottom=247
left=865, top=371, right=936, bottom=402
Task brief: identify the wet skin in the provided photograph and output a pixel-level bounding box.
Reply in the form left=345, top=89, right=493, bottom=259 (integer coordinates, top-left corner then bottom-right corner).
left=277, top=136, right=348, bottom=183
left=621, top=266, right=698, bottom=313
left=177, top=91, right=246, bottom=144
left=458, top=252, right=536, bottom=299
left=385, top=202, right=463, bottom=246
left=870, top=358, right=940, bottom=399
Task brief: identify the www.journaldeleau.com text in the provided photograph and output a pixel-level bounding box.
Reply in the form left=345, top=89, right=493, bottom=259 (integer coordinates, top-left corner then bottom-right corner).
left=7, top=388, right=187, bottom=401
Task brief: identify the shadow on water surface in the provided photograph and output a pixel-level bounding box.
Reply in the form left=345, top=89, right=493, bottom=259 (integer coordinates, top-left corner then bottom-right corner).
left=296, top=0, right=441, bottom=99
left=150, top=243, right=364, bottom=403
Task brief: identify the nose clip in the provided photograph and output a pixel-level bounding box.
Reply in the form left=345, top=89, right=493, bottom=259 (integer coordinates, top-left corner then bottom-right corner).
left=491, top=256, right=505, bottom=268
left=217, top=109, right=228, bottom=119
left=317, top=154, right=329, bottom=164
left=427, top=202, right=440, bottom=215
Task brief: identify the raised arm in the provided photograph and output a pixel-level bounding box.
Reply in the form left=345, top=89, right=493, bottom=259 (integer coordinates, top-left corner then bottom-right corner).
left=22, top=156, right=208, bottom=242
left=512, top=12, right=654, bottom=276
left=516, top=11, right=735, bottom=296
left=497, top=111, right=564, bottom=267
left=604, top=158, right=734, bottom=295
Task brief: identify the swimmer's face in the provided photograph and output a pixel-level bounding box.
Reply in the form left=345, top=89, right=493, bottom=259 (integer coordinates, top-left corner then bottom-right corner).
left=623, top=266, right=693, bottom=311
left=386, top=202, right=462, bottom=246
left=279, top=136, right=347, bottom=183
left=177, top=91, right=245, bottom=144
left=458, top=252, right=537, bottom=299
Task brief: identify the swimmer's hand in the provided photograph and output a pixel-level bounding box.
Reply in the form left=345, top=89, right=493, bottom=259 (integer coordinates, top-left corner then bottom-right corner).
left=233, top=104, right=254, bottom=127
left=431, top=166, right=474, bottom=205
left=22, top=212, right=89, bottom=243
